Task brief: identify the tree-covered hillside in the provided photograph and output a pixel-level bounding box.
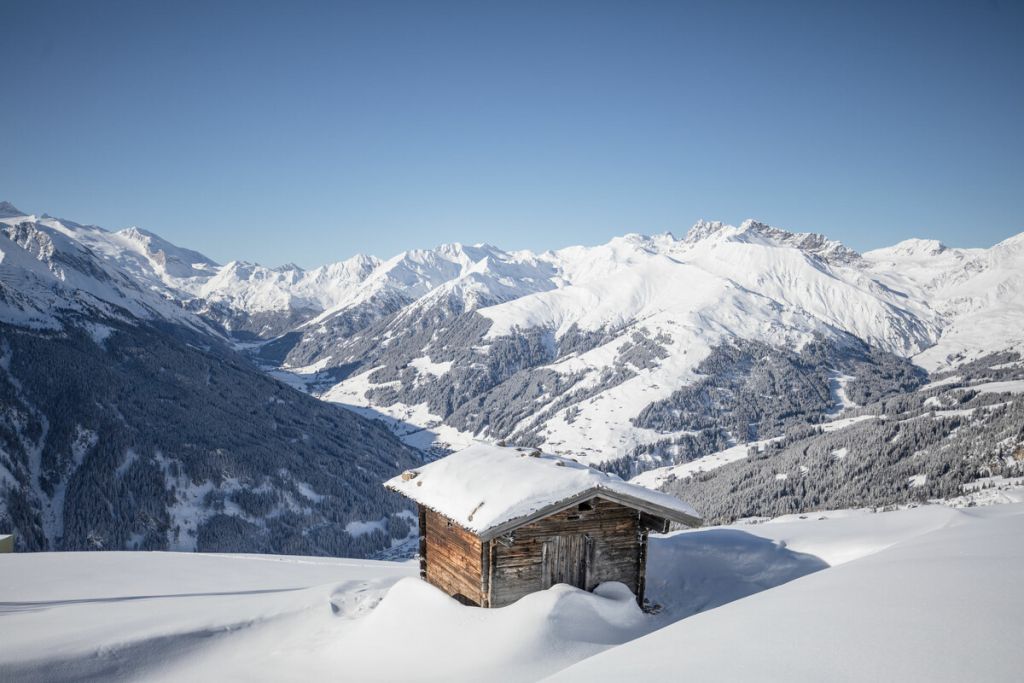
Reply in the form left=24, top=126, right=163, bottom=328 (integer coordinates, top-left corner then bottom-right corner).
left=0, top=319, right=419, bottom=555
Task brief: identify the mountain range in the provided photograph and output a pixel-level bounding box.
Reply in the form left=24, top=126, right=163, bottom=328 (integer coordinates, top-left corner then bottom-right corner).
left=0, top=202, right=419, bottom=554
left=1, top=200, right=1022, bottom=551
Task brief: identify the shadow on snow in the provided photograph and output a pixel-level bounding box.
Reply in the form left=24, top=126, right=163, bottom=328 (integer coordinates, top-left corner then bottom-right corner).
left=646, top=528, right=829, bottom=622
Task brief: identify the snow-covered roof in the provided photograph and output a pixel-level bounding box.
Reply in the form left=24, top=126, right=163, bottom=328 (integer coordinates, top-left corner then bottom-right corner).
left=385, top=443, right=701, bottom=538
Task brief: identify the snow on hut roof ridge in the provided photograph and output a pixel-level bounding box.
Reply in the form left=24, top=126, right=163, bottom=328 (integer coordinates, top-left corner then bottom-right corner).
left=385, top=442, right=701, bottom=537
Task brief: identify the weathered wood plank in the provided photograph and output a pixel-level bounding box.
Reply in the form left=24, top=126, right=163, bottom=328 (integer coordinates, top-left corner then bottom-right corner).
left=421, top=496, right=649, bottom=609
left=425, top=535, right=481, bottom=570
left=425, top=516, right=481, bottom=550
left=480, top=539, right=490, bottom=601
left=426, top=545, right=483, bottom=578
left=427, top=560, right=478, bottom=595
left=422, top=508, right=484, bottom=604
left=426, top=558, right=481, bottom=602
left=488, top=497, right=642, bottom=606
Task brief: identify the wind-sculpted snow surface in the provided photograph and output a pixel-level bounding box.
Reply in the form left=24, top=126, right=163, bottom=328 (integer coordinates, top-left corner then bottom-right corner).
left=549, top=505, right=1024, bottom=682
left=2, top=504, right=1020, bottom=682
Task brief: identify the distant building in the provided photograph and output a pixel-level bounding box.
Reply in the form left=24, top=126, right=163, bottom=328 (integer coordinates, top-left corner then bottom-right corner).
left=385, top=443, right=701, bottom=607
left=0, top=534, right=13, bottom=553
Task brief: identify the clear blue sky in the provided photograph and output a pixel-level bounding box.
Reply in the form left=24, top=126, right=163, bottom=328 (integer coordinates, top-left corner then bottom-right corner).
left=2, top=0, right=1022, bottom=267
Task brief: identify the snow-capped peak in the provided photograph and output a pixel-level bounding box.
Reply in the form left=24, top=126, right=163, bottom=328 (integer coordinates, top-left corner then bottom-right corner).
left=107, top=224, right=220, bottom=279
left=118, top=225, right=150, bottom=241
left=685, top=218, right=809, bottom=246
left=0, top=201, right=26, bottom=218
left=683, top=219, right=727, bottom=243
left=883, top=238, right=948, bottom=257
left=608, top=232, right=680, bottom=254
left=992, top=231, right=1024, bottom=253
left=682, top=218, right=859, bottom=264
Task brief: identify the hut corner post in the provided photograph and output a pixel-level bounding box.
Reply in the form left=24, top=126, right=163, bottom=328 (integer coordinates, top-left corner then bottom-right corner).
left=418, top=505, right=427, bottom=580
left=636, top=524, right=649, bottom=607
left=481, top=539, right=493, bottom=608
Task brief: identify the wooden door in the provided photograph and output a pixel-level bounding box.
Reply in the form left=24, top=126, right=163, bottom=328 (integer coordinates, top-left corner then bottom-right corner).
left=542, top=534, right=591, bottom=590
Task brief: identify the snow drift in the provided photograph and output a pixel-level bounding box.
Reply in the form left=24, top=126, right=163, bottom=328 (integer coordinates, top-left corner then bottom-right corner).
left=2, top=504, right=1022, bottom=682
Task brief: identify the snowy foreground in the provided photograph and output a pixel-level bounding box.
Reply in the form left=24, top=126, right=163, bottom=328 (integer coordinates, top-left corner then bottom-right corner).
left=2, top=504, right=1023, bottom=682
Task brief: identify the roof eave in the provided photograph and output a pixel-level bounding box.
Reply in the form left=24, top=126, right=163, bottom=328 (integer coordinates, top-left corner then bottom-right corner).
left=477, top=488, right=702, bottom=541
left=385, top=481, right=702, bottom=540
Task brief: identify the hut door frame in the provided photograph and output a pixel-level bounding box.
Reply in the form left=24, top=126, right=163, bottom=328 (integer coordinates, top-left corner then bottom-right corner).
left=542, top=534, right=593, bottom=590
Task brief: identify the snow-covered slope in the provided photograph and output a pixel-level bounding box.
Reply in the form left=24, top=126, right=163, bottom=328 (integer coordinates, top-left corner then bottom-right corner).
left=644, top=347, right=1024, bottom=526
left=551, top=504, right=1024, bottom=682
left=4, top=198, right=1022, bottom=476
left=482, top=222, right=936, bottom=353
left=0, top=205, right=215, bottom=333
left=3, top=503, right=1021, bottom=682
left=311, top=220, right=964, bottom=465
left=864, top=233, right=1024, bottom=370
left=7, top=200, right=1019, bottom=365
left=0, top=202, right=396, bottom=338
left=0, top=202, right=419, bottom=556
left=306, top=219, right=1022, bottom=468
left=321, top=243, right=559, bottom=319
left=0, top=203, right=549, bottom=340
left=283, top=242, right=562, bottom=365
left=93, top=225, right=219, bottom=281
left=192, top=255, right=383, bottom=337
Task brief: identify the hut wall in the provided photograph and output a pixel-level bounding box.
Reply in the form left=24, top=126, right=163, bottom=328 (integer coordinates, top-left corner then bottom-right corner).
left=487, top=497, right=642, bottom=608
left=420, top=506, right=486, bottom=606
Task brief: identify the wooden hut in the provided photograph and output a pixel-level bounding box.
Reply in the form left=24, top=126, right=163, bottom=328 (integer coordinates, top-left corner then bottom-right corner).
left=0, top=533, right=13, bottom=553
left=385, top=443, right=701, bottom=607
